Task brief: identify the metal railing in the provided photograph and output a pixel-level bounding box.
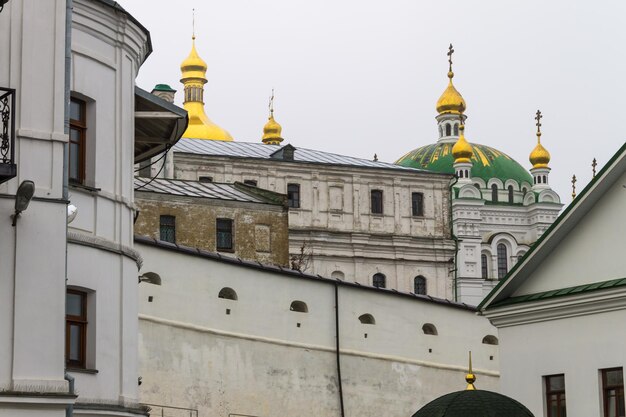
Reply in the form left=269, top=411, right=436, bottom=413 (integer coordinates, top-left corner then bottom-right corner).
left=0, top=87, right=16, bottom=184
left=143, top=403, right=199, bottom=417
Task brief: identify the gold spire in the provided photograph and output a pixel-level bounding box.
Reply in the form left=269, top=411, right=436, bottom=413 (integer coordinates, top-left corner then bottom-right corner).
left=436, top=44, right=467, bottom=115
left=452, top=114, right=473, bottom=164
left=179, top=20, right=233, bottom=142
left=465, top=351, right=476, bottom=390
left=529, top=110, right=550, bottom=168
left=262, top=89, right=284, bottom=145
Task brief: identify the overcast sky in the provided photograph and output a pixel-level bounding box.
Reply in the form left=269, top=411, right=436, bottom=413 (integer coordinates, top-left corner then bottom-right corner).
left=124, top=0, right=626, bottom=202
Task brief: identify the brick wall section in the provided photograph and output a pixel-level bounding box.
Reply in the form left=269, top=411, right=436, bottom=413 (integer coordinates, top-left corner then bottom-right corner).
left=135, top=193, right=290, bottom=266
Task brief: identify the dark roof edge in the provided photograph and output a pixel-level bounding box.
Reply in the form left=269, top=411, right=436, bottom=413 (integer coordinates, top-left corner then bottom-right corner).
left=134, top=235, right=476, bottom=312
left=174, top=149, right=453, bottom=178
left=93, top=0, right=153, bottom=61
left=479, top=140, right=626, bottom=310
left=489, top=277, right=626, bottom=309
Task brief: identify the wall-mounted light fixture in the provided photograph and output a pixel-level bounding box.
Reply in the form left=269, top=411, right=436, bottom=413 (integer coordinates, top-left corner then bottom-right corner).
left=138, top=272, right=161, bottom=285
left=12, top=180, right=34, bottom=226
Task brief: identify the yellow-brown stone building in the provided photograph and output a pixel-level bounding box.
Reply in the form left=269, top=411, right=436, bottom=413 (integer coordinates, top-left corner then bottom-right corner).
left=134, top=177, right=289, bottom=266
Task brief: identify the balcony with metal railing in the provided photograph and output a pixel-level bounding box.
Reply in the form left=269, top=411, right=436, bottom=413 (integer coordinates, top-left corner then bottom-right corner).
left=0, top=87, right=17, bottom=184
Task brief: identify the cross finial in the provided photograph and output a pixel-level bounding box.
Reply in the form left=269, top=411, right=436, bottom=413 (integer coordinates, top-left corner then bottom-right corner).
left=535, top=110, right=542, bottom=133
left=268, top=89, right=275, bottom=117
left=373, top=153, right=378, bottom=162
left=192, top=8, right=196, bottom=40
left=447, top=44, right=454, bottom=74
left=465, top=351, right=476, bottom=390
left=592, top=158, right=597, bottom=177
left=571, top=174, right=577, bottom=200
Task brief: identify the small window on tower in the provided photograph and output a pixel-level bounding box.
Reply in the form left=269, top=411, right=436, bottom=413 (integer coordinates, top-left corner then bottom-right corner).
left=371, top=190, right=383, bottom=215
left=454, top=124, right=459, bottom=136
left=446, top=124, right=452, bottom=136
left=491, top=184, right=498, bottom=202
left=411, top=192, right=424, bottom=217
left=508, top=185, right=514, bottom=204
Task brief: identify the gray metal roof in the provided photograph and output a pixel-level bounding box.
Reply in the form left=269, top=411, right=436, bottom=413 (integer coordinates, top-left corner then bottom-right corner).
left=174, top=139, right=435, bottom=174
left=134, top=177, right=274, bottom=204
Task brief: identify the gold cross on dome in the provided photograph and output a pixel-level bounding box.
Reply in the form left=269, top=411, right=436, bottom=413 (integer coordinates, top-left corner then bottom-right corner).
left=268, top=88, right=275, bottom=116
left=535, top=110, right=542, bottom=133
left=447, top=44, right=454, bottom=72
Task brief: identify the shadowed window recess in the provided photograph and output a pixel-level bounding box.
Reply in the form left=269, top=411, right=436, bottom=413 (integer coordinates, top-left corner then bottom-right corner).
left=216, top=218, right=233, bottom=251
left=159, top=215, right=175, bottom=243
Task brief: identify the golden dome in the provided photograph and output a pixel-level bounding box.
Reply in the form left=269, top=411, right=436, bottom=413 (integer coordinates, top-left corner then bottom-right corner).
left=180, top=37, right=208, bottom=79
left=452, top=122, right=473, bottom=163
left=436, top=72, right=467, bottom=115
left=530, top=133, right=550, bottom=168
left=180, top=37, right=233, bottom=141
left=262, top=112, right=283, bottom=145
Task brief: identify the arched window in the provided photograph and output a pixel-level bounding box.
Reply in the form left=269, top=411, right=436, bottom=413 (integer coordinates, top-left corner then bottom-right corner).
left=474, top=183, right=481, bottom=189
left=481, top=254, right=488, bottom=279
left=543, top=175, right=547, bottom=184
left=422, top=323, right=438, bottom=335
left=497, top=244, right=508, bottom=279
left=414, top=276, right=426, bottom=295
left=372, top=273, right=386, bottom=289
left=446, top=124, right=452, bottom=136
left=358, top=314, right=376, bottom=325
left=454, top=124, right=459, bottom=136
left=482, top=335, right=499, bottom=345
left=439, top=125, right=443, bottom=138
left=508, top=185, right=514, bottom=204
left=331, top=270, right=345, bottom=280
left=491, top=184, right=498, bottom=202
left=458, top=170, right=463, bottom=178
left=290, top=300, right=308, bottom=313
left=218, top=287, right=238, bottom=300
left=522, top=187, right=527, bottom=194
left=465, top=170, right=469, bottom=178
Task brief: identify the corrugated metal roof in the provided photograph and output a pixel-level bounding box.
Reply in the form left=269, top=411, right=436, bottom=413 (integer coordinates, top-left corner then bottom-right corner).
left=173, top=139, right=435, bottom=173
left=134, top=177, right=272, bottom=204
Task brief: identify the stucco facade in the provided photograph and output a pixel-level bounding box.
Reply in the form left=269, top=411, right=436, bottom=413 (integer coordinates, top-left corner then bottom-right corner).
left=136, top=238, right=501, bottom=417
left=481, top=144, right=626, bottom=417
left=0, top=1, right=177, bottom=416
left=170, top=140, right=457, bottom=298
left=135, top=179, right=290, bottom=266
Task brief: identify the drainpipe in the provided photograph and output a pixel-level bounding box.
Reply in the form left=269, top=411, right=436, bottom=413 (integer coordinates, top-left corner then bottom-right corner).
left=334, top=283, right=345, bottom=417
left=64, top=2, right=73, bottom=417
left=64, top=372, right=75, bottom=417
left=449, top=175, right=459, bottom=302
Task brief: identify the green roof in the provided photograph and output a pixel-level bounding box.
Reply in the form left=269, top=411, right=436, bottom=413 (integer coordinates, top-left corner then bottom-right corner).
left=153, top=84, right=176, bottom=92
left=412, top=390, right=535, bottom=417
left=395, top=142, right=533, bottom=186
left=489, top=277, right=626, bottom=308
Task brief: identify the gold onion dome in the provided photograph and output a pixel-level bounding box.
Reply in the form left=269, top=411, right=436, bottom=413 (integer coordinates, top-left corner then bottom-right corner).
left=180, top=37, right=207, bottom=76
left=436, top=71, right=467, bottom=115
left=530, top=110, right=550, bottom=168
left=180, top=36, right=233, bottom=141
left=452, top=122, right=473, bottom=163
left=262, top=113, right=283, bottom=145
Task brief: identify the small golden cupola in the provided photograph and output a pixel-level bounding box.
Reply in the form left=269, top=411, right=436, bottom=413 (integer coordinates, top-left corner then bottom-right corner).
left=452, top=116, right=473, bottom=164
left=262, top=91, right=284, bottom=145
left=180, top=24, right=233, bottom=141
left=436, top=44, right=467, bottom=115
left=529, top=110, right=550, bottom=168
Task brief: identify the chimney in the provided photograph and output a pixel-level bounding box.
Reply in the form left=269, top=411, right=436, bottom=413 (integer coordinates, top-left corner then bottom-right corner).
left=151, top=84, right=176, bottom=103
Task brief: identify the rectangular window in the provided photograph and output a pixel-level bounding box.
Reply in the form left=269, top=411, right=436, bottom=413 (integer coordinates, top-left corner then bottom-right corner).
left=243, top=179, right=258, bottom=187
left=602, top=368, right=625, bottom=417
left=371, top=190, right=383, bottom=215
left=287, top=183, right=300, bottom=208
left=159, top=215, right=176, bottom=243
left=69, top=98, right=86, bottom=183
left=66, top=290, right=87, bottom=368
left=545, top=374, right=566, bottom=417
left=216, top=218, right=233, bottom=251
left=412, top=192, right=424, bottom=216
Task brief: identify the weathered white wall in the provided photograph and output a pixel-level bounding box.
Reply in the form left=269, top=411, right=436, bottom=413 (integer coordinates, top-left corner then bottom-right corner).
left=0, top=2, right=69, bottom=417
left=137, top=242, right=500, bottom=417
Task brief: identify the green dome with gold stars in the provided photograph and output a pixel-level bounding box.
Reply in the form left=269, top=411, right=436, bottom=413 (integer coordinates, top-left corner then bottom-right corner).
left=395, top=142, right=533, bottom=187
